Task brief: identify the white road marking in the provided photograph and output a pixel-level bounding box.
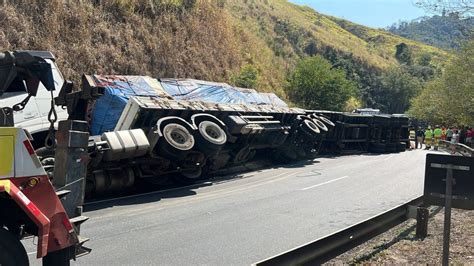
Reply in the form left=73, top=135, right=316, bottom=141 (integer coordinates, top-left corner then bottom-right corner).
left=301, top=176, right=349, bottom=191
left=27, top=251, right=36, bottom=256
left=384, top=155, right=394, bottom=161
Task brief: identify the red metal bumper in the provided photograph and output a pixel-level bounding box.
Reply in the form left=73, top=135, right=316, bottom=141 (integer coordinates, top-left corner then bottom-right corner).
left=0, top=175, right=77, bottom=258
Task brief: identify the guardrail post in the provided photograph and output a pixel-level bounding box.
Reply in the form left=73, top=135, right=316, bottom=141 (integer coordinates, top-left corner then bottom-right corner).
left=442, top=166, right=453, bottom=266
left=415, top=207, right=429, bottom=238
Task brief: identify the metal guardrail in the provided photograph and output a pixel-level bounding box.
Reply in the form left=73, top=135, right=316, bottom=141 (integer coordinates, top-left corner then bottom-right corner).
left=255, top=196, right=424, bottom=266
left=439, top=140, right=474, bottom=157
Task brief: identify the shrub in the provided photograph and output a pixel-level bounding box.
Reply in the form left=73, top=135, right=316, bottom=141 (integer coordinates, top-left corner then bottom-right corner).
left=287, top=55, right=356, bottom=111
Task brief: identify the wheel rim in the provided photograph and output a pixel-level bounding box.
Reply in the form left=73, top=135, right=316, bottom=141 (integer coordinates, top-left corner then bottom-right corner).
left=198, top=121, right=227, bottom=145
left=317, top=115, right=335, bottom=127
left=312, top=118, right=328, bottom=132
left=163, top=123, right=194, bottom=150
left=303, top=119, right=320, bottom=134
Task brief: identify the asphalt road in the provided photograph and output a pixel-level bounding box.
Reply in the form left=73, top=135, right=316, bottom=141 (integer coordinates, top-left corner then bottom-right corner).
left=27, top=150, right=429, bottom=265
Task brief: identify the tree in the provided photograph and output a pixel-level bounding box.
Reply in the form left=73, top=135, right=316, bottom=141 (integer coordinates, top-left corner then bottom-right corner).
left=388, top=13, right=474, bottom=50
left=408, top=80, right=448, bottom=124
left=415, top=0, right=473, bottom=16
left=372, top=67, right=423, bottom=114
left=418, top=53, right=432, bottom=66
left=409, top=39, right=474, bottom=125
left=304, top=40, right=318, bottom=56
left=344, top=96, right=362, bottom=112
left=230, top=64, right=260, bottom=89
left=395, top=43, right=413, bottom=65
left=441, top=40, right=474, bottom=124
left=286, top=55, right=356, bottom=111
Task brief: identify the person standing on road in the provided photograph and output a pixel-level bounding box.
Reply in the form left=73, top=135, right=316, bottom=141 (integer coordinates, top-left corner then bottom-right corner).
left=451, top=129, right=459, bottom=154
left=409, top=127, right=416, bottom=149
left=441, top=126, right=447, bottom=141
left=459, top=126, right=467, bottom=144
left=424, top=126, right=433, bottom=150
left=433, top=125, right=442, bottom=151
left=446, top=127, right=453, bottom=142
left=466, top=127, right=473, bottom=147
left=416, top=128, right=424, bottom=149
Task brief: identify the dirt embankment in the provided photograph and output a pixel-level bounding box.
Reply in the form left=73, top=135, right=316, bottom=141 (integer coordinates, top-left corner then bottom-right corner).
left=328, top=208, right=474, bottom=264
left=0, top=0, right=241, bottom=86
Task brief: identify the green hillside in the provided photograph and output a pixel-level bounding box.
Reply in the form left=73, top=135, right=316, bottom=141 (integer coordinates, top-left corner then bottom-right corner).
left=225, top=0, right=449, bottom=104
left=228, top=0, right=448, bottom=68
left=388, top=13, right=474, bottom=50
left=0, top=0, right=450, bottom=112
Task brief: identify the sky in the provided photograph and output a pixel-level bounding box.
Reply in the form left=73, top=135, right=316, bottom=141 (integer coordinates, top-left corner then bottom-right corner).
left=289, top=0, right=429, bottom=28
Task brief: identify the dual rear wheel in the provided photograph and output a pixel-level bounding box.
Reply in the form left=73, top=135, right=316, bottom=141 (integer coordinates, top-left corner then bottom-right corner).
left=158, top=120, right=227, bottom=183
left=158, top=120, right=227, bottom=157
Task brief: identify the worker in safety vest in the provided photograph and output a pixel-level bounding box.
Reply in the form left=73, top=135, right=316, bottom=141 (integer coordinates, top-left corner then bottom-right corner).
left=433, top=125, right=442, bottom=150
left=441, top=127, right=447, bottom=141
left=424, top=126, right=433, bottom=150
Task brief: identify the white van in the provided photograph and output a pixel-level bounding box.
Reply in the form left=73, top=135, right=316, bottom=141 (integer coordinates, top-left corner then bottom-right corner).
left=0, top=58, right=68, bottom=148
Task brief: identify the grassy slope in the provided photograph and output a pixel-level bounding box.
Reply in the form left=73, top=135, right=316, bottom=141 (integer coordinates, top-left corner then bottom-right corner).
left=330, top=16, right=450, bottom=66
left=0, top=0, right=242, bottom=86
left=227, top=0, right=447, bottom=69
left=0, top=0, right=449, bottom=103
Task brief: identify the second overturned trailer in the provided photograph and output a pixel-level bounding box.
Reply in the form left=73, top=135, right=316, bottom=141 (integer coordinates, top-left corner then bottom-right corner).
left=317, top=111, right=409, bottom=154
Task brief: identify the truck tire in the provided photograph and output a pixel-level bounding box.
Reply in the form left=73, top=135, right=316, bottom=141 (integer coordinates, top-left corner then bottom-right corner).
left=301, top=119, right=320, bottom=135
left=157, top=123, right=195, bottom=160
left=195, top=120, right=227, bottom=154
left=163, top=123, right=194, bottom=150
left=42, top=247, right=71, bottom=266
left=311, top=118, right=328, bottom=132
left=317, top=115, right=335, bottom=127
left=0, top=227, right=29, bottom=266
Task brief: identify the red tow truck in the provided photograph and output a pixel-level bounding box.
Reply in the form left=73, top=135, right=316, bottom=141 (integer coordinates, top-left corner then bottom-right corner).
left=0, top=51, right=90, bottom=265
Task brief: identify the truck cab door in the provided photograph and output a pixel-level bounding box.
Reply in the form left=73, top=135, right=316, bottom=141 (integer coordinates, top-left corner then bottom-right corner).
left=0, top=80, right=42, bottom=133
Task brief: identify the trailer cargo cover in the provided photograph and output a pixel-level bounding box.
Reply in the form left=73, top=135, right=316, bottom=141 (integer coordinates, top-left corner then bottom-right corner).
left=258, top=93, right=288, bottom=107
left=234, top=87, right=269, bottom=105
left=160, top=78, right=249, bottom=104
left=90, top=75, right=170, bottom=135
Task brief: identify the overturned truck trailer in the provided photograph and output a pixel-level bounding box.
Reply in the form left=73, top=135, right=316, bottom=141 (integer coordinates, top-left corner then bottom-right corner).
left=57, top=75, right=334, bottom=196
left=315, top=111, right=409, bottom=154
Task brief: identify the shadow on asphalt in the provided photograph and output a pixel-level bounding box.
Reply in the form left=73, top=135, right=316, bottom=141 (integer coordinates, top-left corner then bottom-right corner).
left=84, top=149, right=409, bottom=212
left=84, top=182, right=209, bottom=212
left=84, top=149, right=403, bottom=212
left=83, top=158, right=322, bottom=212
